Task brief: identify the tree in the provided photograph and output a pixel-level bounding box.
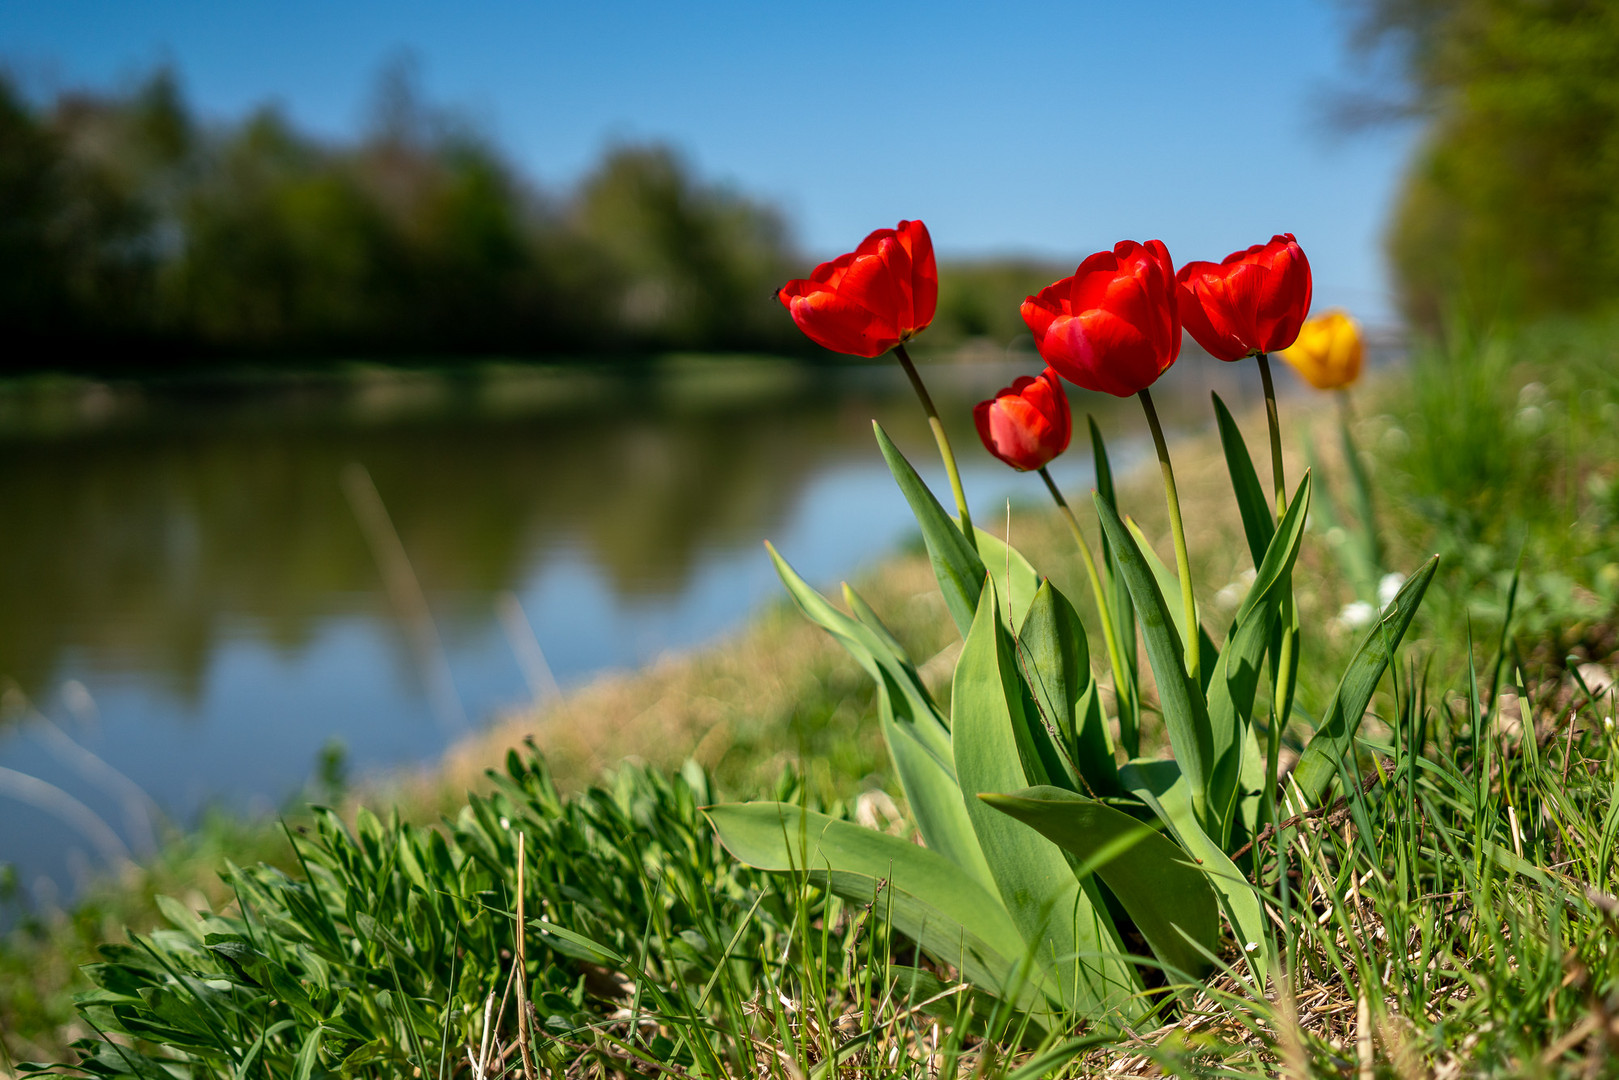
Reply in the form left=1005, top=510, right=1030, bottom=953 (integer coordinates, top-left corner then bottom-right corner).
left=1350, top=0, right=1619, bottom=325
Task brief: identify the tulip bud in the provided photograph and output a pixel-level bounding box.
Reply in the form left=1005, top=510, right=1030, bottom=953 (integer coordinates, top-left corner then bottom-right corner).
left=973, top=368, right=1072, bottom=472
left=1280, top=310, right=1364, bottom=390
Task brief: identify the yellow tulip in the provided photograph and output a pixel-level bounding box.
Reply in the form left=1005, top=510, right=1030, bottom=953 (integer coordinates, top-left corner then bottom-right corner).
left=1280, top=309, right=1363, bottom=390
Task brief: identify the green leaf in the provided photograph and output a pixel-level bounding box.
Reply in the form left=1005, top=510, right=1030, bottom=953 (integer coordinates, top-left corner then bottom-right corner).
left=1235, top=721, right=1268, bottom=852
left=875, top=421, right=986, bottom=638
left=291, top=1024, right=323, bottom=1080
left=873, top=669, right=996, bottom=890
left=980, top=786, right=1219, bottom=981
left=1121, top=759, right=1269, bottom=983
left=1016, top=581, right=1121, bottom=798
left=1124, top=516, right=1219, bottom=691
left=1089, top=416, right=1140, bottom=756
left=1301, top=426, right=1381, bottom=603
left=1339, top=408, right=1384, bottom=580
left=1092, top=493, right=1213, bottom=827
left=842, top=581, right=914, bottom=666
left=706, top=802, right=1026, bottom=996
left=952, top=578, right=1139, bottom=1014
left=1291, top=557, right=1440, bottom=805
left=768, top=544, right=993, bottom=888
left=1205, top=473, right=1313, bottom=841
left=530, top=919, right=626, bottom=967
left=1212, top=393, right=1276, bottom=568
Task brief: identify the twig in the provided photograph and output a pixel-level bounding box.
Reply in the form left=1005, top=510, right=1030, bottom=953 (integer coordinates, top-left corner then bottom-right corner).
left=552, top=1035, right=701, bottom=1080
left=1229, top=769, right=1382, bottom=863
left=1561, top=706, right=1579, bottom=785
left=514, top=831, right=535, bottom=1080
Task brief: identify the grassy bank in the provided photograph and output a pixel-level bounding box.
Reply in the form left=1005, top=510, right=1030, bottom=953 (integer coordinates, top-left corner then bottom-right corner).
left=4, top=314, right=1619, bottom=1075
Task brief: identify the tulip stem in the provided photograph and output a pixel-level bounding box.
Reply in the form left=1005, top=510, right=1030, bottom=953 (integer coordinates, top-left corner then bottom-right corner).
left=1039, top=466, right=1128, bottom=741
left=1137, top=388, right=1199, bottom=685
left=1257, top=351, right=1286, bottom=517
left=1256, top=357, right=1298, bottom=864
left=894, top=342, right=975, bottom=551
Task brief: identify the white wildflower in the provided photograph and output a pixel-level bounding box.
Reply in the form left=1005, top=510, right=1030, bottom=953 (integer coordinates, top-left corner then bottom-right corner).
left=1336, top=601, right=1376, bottom=631
left=1378, top=571, right=1404, bottom=607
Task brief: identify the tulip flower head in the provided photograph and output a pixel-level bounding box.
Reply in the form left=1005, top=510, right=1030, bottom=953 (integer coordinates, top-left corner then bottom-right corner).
left=1176, top=234, right=1312, bottom=361
left=974, top=368, right=1072, bottom=472
left=1281, top=309, right=1364, bottom=390
left=777, top=219, right=937, bottom=358
left=1021, top=240, right=1182, bottom=398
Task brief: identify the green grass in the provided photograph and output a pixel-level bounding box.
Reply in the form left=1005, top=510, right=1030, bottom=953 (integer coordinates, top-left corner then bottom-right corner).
left=6, top=313, right=1619, bottom=1076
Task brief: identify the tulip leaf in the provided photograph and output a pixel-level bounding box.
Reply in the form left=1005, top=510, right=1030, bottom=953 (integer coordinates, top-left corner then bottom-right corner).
left=1124, top=516, right=1219, bottom=693
left=979, top=785, right=1218, bottom=982
left=1339, top=414, right=1382, bottom=565
left=767, top=542, right=944, bottom=756
left=1212, top=393, right=1276, bottom=568
left=1292, top=557, right=1440, bottom=805
left=1089, top=416, right=1140, bottom=756
left=843, top=581, right=915, bottom=667
left=706, top=802, right=1026, bottom=996
left=953, top=578, right=1139, bottom=1015
left=1205, top=473, right=1312, bottom=841
left=874, top=422, right=987, bottom=638
left=875, top=672, right=998, bottom=889
left=1092, top=493, right=1214, bottom=828
left=768, top=544, right=993, bottom=887
left=1235, top=721, right=1268, bottom=853
left=1120, top=759, right=1269, bottom=984
left=1016, top=581, right=1121, bottom=798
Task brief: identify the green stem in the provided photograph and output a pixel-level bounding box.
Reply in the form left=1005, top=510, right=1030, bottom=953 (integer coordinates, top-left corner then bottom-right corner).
left=1137, top=388, right=1199, bottom=685
left=1040, top=466, right=1127, bottom=748
left=893, top=342, right=975, bottom=551
left=1257, top=351, right=1286, bottom=517
left=1258, top=351, right=1297, bottom=870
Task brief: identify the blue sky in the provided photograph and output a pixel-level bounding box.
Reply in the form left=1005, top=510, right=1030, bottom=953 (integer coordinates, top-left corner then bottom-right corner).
left=1, top=1, right=1416, bottom=321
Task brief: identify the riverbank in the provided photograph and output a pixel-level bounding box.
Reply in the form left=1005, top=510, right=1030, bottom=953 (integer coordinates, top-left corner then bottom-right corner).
left=0, top=374, right=1359, bottom=1066
left=7, top=314, right=1619, bottom=1071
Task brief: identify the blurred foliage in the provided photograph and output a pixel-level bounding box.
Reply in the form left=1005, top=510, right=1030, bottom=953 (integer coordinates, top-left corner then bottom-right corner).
left=0, top=66, right=812, bottom=369
left=932, top=260, right=1066, bottom=354
left=1364, top=312, right=1619, bottom=645
left=1347, top=0, right=1619, bottom=325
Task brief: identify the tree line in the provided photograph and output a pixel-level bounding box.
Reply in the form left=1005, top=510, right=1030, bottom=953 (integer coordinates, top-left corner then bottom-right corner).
left=0, top=67, right=811, bottom=370
left=0, top=67, right=1062, bottom=373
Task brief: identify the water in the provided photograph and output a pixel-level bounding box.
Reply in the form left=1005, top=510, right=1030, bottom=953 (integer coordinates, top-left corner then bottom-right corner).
left=0, top=355, right=1247, bottom=911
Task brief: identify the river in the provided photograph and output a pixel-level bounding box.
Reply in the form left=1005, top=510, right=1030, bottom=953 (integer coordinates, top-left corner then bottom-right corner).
left=0, top=353, right=1258, bottom=911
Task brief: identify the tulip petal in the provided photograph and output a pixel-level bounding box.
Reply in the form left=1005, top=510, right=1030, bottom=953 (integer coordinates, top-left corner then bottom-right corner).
left=788, top=288, right=897, bottom=357
left=898, top=220, right=938, bottom=331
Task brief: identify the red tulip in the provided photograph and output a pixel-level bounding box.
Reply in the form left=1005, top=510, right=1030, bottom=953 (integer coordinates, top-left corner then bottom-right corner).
left=1020, top=240, right=1181, bottom=398
left=974, top=368, right=1071, bottom=472
left=777, top=219, right=937, bottom=357
left=1175, top=233, right=1312, bottom=361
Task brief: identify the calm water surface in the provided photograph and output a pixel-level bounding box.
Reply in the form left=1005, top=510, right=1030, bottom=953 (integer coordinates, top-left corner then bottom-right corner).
left=0, top=356, right=1253, bottom=909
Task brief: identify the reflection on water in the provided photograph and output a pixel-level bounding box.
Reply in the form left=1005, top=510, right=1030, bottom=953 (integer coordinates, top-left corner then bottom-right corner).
left=0, top=356, right=1239, bottom=908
